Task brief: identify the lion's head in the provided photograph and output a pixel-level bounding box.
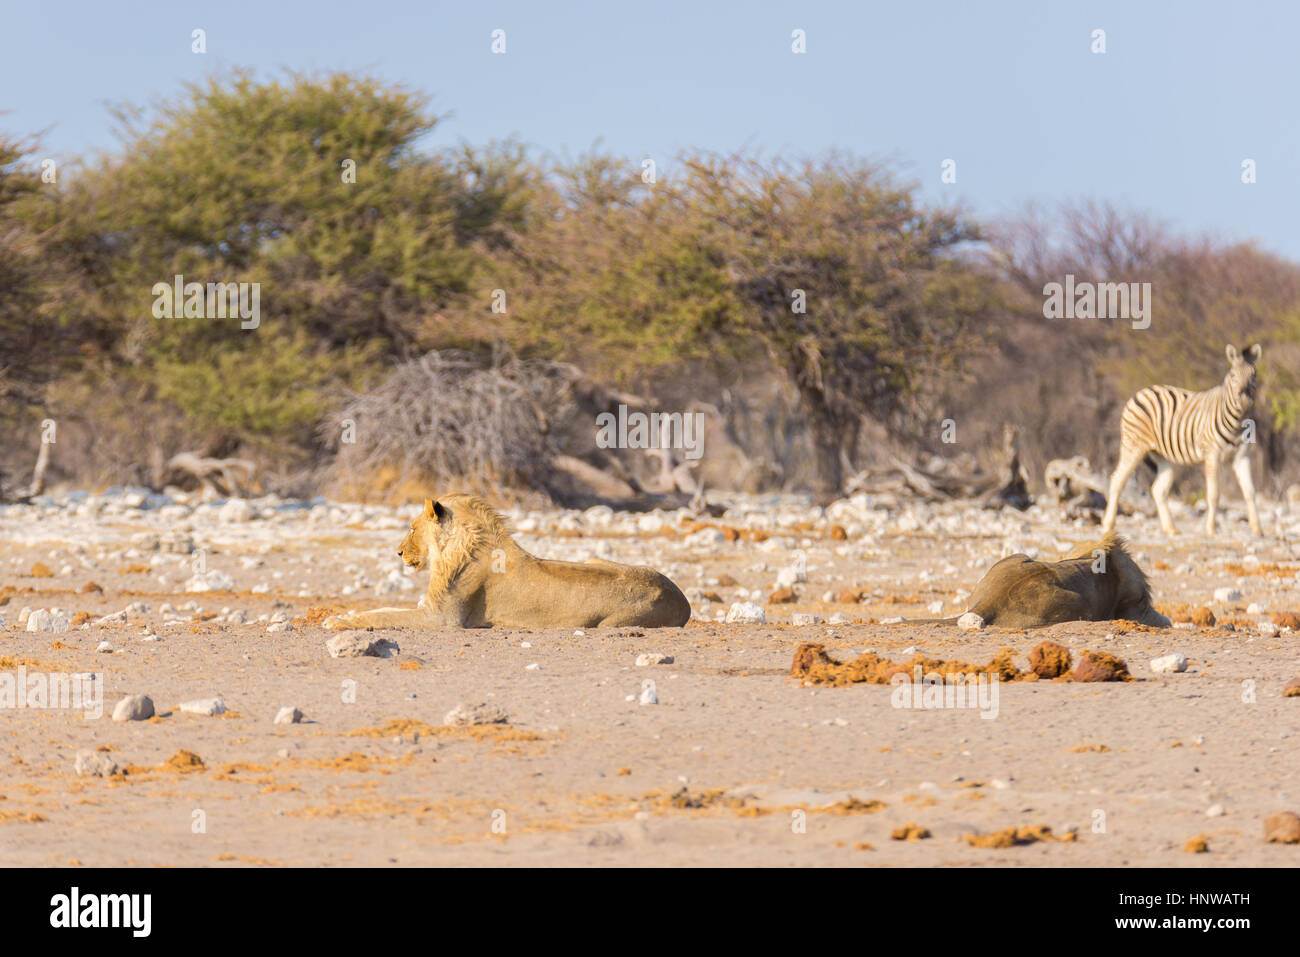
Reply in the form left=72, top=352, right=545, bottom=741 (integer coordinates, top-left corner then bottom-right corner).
left=398, top=494, right=509, bottom=580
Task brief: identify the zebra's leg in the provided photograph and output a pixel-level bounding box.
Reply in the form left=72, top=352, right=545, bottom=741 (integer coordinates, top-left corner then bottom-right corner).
left=1203, top=455, right=1220, bottom=536
left=1102, top=445, right=1146, bottom=533
left=1151, top=457, right=1178, bottom=536
left=1231, top=447, right=1262, bottom=536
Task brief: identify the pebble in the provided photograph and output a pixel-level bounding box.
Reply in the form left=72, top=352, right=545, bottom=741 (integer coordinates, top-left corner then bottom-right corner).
left=639, top=683, right=659, bottom=705
left=326, top=632, right=400, bottom=658
left=636, top=653, right=674, bottom=666
left=1213, top=587, right=1242, bottom=603
left=1206, top=804, right=1226, bottom=817
left=179, top=697, right=228, bottom=716
left=111, top=694, right=155, bottom=722
left=724, top=601, right=766, bottom=624
left=74, top=750, right=119, bottom=777
left=444, top=702, right=509, bottom=727
left=273, top=706, right=304, bottom=725
left=95, top=641, right=113, bottom=653
left=790, top=613, right=821, bottom=626
left=26, top=609, right=71, bottom=633
left=1151, top=653, right=1188, bottom=674
left=957, top=612, right=984, bottom=630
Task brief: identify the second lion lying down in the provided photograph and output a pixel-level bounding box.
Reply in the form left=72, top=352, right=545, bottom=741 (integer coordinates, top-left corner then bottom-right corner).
left=324, top=494, right=692, bottom=630
left=960, top=532, right=1171, bottom=628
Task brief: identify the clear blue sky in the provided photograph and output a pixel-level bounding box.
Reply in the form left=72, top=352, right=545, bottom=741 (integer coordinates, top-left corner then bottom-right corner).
left=3, top=0, right=1297, bottom=256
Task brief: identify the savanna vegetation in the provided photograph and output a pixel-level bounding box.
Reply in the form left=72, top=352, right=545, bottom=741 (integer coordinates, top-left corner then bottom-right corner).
left=2, top=71, right=1298, bottom=501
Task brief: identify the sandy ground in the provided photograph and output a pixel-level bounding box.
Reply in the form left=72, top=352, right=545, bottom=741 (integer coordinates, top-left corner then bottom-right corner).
left=2, top=489, right=1298, bottom=866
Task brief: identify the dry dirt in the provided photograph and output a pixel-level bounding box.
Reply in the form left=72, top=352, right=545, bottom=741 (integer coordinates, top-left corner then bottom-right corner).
left=2, top=490, right=1299, bottom=866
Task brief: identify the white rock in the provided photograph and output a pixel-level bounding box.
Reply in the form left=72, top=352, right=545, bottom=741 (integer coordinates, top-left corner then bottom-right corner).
left=725, top=601, right=766, bottom=624
left=111, top=694, right=155, bottom=721
left=957, top=612, right=985, bottom=631
left=1214, top=587, right=1242, bottom=603
left=443, top=702, right=509, bottom=726
left=1259, top=622, right=1279, bottom=637
left=266, top=620, right=294, bottom=633
left=95, top=641, right=114, bottom=653
left=273, top=706, right=304, bottom=725
left=683, top=528, right=726, bottom=546
left=1150, top=653, right=1188, bottom=674
left=1246, top=602, right=1263, bottom=615
left=94, top=610, right=128, bottom=626
left=179, top=697, right=228, bottom=716
left=926, top=600, right=945, bottom=615
left=218, top=498, right=254, bottom=523
left=636, top=653, right=674, bottom=667
left=1206, top=804, right=1226, bottom=817
left=74, top=750, right=119, bottom=777
left=26, top=609, right=70, bottom=633
left=790, top=613, right=821, bottom=626
left=639, top=683, right=659, bottom=705
left=185, top=570, right=235, bottom=593
left=326, top=632, right=399, bottom=658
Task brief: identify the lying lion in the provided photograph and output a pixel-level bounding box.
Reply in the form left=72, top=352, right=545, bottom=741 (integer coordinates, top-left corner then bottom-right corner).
left=945, top=533, right=1170, bottom=628
left=324, top=494, right=692, bottom=630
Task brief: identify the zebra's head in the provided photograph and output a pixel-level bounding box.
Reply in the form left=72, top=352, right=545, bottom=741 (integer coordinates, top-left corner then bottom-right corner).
left=1224, top=343, right=1262, bottom=406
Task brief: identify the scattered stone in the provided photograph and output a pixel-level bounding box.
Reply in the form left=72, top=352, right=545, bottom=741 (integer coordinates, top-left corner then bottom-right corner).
left=768, top=587, right=796, bottom=604
left=74, top=750, right=119, bottom=777
left=326, top=632, right=400, bottom=658
left=1150, top=653, right=1188, bottom=674
left=26, top=609, right=71, bottom=634
left=639, top=683, right=659, bottom=705
left=1206, top=804, right=1226, bottom=817
left=1264, top=811, right=1300, bottom=844
left=636, top=653, right=674, bottom=666
left=1258, top=622, right=1278, bottom=637
left=111, top=694, right=155, bottom=722
left=790, top=613, right=821, bottom=626
left=956, top=612, right=984, bottom=631
left=95, top=641, right=113, bottom=653
left=179, top=697, right=228, bottom=716
left=273, top=706, right=304, bottom=725
left=93, top=610, right=128, bottom=626
left=725, top=601, right=766, bottom=624
left=1213, top=587, right=1242, bottom=603
left=185, top=569, right=235, bottom=593
left=444, top=702, right=509, bottom=727
left=266, top=620, right=294, bottom=634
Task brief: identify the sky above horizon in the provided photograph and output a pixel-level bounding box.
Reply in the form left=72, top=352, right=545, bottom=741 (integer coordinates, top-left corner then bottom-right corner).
left=3, top=0, right=1297, bottom=256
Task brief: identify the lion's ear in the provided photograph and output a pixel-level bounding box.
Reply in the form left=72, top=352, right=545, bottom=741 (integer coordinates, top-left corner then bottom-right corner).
left=423, top=498, right=436, bottom=518
left=433, top=501, right=448, bottom=522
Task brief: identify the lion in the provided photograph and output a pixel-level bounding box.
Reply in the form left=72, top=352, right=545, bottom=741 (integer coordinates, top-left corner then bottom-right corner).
left=903, top=533, right=1168, bottom=629
left=323, top=494, right=692, bottom=630
left=957, top=533, right=1170, bottom=628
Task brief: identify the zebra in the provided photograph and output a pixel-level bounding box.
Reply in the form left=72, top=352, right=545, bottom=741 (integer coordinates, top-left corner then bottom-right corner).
left=1101, top=344, right=1262, bottom=537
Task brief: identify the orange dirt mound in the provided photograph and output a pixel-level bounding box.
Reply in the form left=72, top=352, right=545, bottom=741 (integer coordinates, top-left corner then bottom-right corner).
left=1029, top=641, right=1072, bottom=679
left=790, top=642, right=1026, bottom=686
left=163, top=750, right=206, bottom=772
left=1283, top=678, right=1300, bottom=698
left=292, top=605, right=345, bottom=627
left=1272, top=611, right=1300, bottom=630
left=963, top=824, right=1075, bottom=848
left=1184, top=834, right=1210, bottom=853
left=30, top=562, right=53, bottom=578
left=890, top=822, right=931, bottom=840
left=1070, top=650, right=1133, bottom=682
left=768, top=588, right=796, bottom=604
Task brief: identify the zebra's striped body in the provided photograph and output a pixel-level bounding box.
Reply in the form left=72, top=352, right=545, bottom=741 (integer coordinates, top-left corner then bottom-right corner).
left=1102, top=344, right=1263, bottom=537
